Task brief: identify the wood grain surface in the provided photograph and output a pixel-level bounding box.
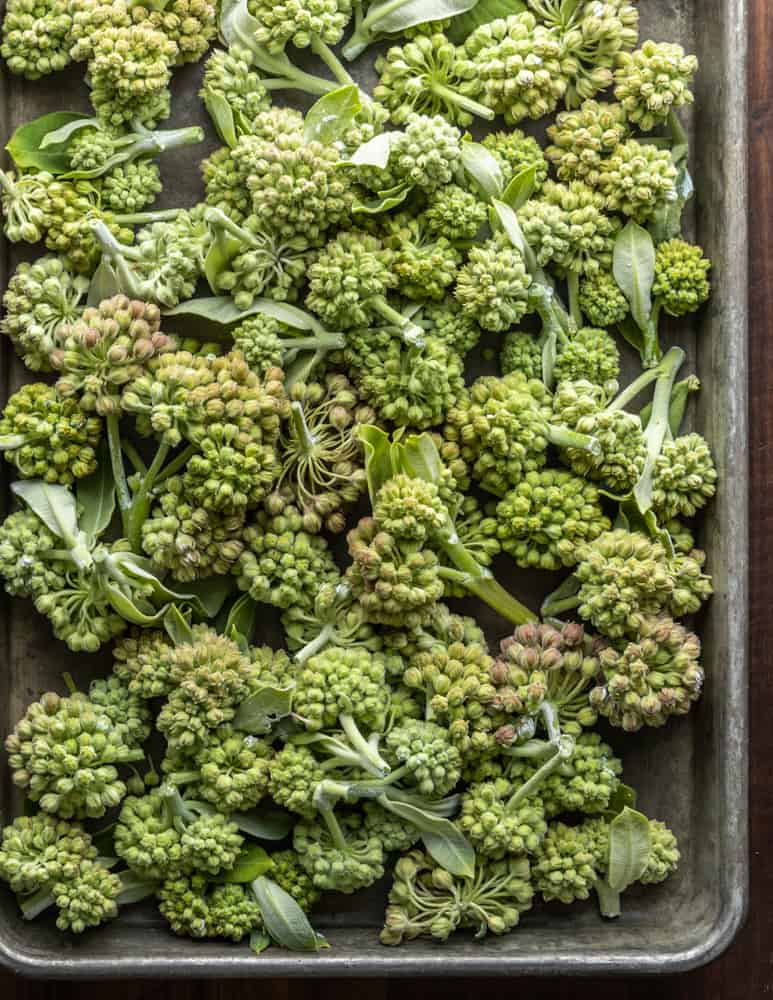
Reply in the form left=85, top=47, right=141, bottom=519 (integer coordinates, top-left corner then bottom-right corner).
left=0, top=4, right=768, bottom=996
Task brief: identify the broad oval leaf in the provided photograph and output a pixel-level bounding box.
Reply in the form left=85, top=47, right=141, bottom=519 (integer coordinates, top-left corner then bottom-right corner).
left=491, top=199, right=527, bottom=255
left=461, top=141, right=504, bottom=200
left=219, top=0, right=261, bottom=49
left=76, top=450, right=116, bottom=539
left=421, top=826, right=476, bottom=880
left=374, top=0, right=479, bottom=34
left=117, top=871, right=159, bottom=906
left=218, top=844, right=273, bottom=884
left=7, top=112, right=90, bottom=173
left=252, top=877, right=328, bottom=952
left=12, top=480, right=79, bottom=544
left=606, top=807, right=651, bottom=893
left=88, top=257, right=121, bottom=308
left=304, top=86, right=362, bottom=146
left=174, top=575, right=236, bottom=618
left=448, top=0, right=527, bottom=42
left=613, top=221, right=655, bottom=333
left=231, top=808, right=295, bottom=841
left=604, top=783, right=637, bottom=820
left=378, top=796, right=474, bottom=879
left=222, top=593, right=257, bottom=643
left=234, top=686, right=294, bottom=735
left=397, top=433, right=444, bottom=486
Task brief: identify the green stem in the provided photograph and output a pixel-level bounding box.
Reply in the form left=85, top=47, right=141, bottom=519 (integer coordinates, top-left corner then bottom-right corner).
left=121, top=440, right=147, bottom=476
left=126, top=441, right=169, bottom=552
left=167, top=771, right=199, bottom=785
left=153, top=443, right=197, bottom=486
left=294, top=622, right=335, bottom=664
left=547, top=424, right=602, bottom=457
left=369, top=298, right=425, bottom=346
left=633, top=347, right=685, bottom=513
left=595, top=879, right=622, bottom=918
left=438, top=532, right=538, bottom=626
left=541, top=592, right=581, bottom=617
left=316, top=798, right=349, bottom=852
left=310, top=36, right=356, bottom=86
left=106, top=413, right=131, bottom=534
left=113, top=209, right=181, bottom=226
left=250, top=48, right=338, bottom=96
left=506, top=737, right=572, bottom=811
left=20, top=887, right=56, bottom=921
left=539, top=701, right=560, bottom=743
left=342, top=0, right=412, bottom=59
left=290, top=401, right=317, bottom=454
left=431, top=82, right=495, bottom=121
left=607, top=356, right=670, bottom=412
left=339, top=714, right=390, bottom=777
left=567, top=271, right=582, bottom=329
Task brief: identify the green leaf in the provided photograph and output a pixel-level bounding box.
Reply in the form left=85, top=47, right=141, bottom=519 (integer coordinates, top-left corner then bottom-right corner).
left=357, top=424, right=395, bottom=506
left=501, top=163, right=538, bottom=210
left=164, top=297, right=321, bottom=338
left=87, top=257, right=121, bottom=308
left=177, top=575, right=236, bottom=618
left=617, top=315, right=644, bottom=352
left=91, top=823, right=116, bottom=857
left=222, top=593, right=257, bottom=643
left=218, top=845, right=273, bottom=884
left=372, top=0, right=479, bottom=34
left=233, top=686, right=294, bottom=735
left=230, top=808, right=295, bottom=841
left=12, top=480, right=79, bottom=545
left=594, top=878, right=622, bottom=919
left=378, top=796, right=475, bottom=879
left=606, top=807, right=651, bottom=893
left=421, top=826, right=476, bottom=880
left=304, top=85, right=362, bottom=145
left=352, top=184, right=410, bottom=215
left=116, top=871, right=160, bottom=906
left=604, top=784, right=637, bottom=820
left=448, top=0, right=527, bottom=42
left=40, top=116, right=101, bottom=149
left=103, top=583, right=169, bottom=626
left=252, top=877, right=328, bottom=952
left=6, top=112, right=90, bottom=173
left=204, top=227, right=241, bottom=292
left=250, top=931, right=272, bottom=955
left=397, top=433, right=444, bottom=487
left=76, top=449, right=115, bottom=539
left=461, top=141, right=504, bottom=200
left=163, top=605, right=194, bottom=647
left=203, top=88, right=238, bottom=148
left=613, top=221, right=655, bottom=333
left=343, top=131, right=394, bottom=169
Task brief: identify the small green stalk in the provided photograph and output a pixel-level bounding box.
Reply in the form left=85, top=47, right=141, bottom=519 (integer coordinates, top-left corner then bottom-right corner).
left=505, top=735, right=574, bottom=811
left=106, top=413, right=132, bottom=535
left=566, top=271, right=582, bottom=329
left=343, top=0, right=414, bottom=60
left=641, top=301, right=663, bottom=369
left=153, top=443, right=198, bottom=486
left=368, top=297, right=425, bottom=346
left=607, top=347, right=682, bottom=413
left=314, top=789, right=351, bottom=851
left=594, top=879, right=621, bottom=918
left=633, top=347, right=685, bottom=513
left=338, top=713, right=390, bottom=777
left=294, top=622, right=335, bottom=664
left=126, top=441, right=169, bottom=552
left=546, top=423, right=603, bottom=457
left=309, top=36, right=356, bottom=87
left=431, top=82, right=495, bottom=122
left=438, top=530, right=538, bottom=626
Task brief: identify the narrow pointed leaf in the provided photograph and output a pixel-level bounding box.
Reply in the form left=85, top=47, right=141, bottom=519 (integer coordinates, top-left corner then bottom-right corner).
left=461, top=141, right=503, bottom=200
left=502, top=163, right=538, bottom=210
left=163, top=605, right=194, bottom=647
left=218, top=845, right=272, bottom=884
left=231, top=808, right=294, bottom=841
left=357, top=425, right=395, bottom=505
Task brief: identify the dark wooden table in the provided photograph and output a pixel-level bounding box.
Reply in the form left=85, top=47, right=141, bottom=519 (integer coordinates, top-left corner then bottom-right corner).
left=1, top=4, right=769, bottom=997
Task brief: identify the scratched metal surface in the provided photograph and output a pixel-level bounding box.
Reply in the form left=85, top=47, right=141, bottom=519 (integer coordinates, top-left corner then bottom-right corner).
left=0, top=0, right=749, bottom=978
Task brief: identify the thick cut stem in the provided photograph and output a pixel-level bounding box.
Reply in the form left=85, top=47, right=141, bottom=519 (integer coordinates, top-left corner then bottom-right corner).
left=369, top=298, right=425, bottom=346
left=567, top=271, right=582, bottom=329
left=547, top=424, right=602, bottom=457
left=595, top=879, right=622, bottom=918
left=113, top=209, right=182, bottom=226
left=641, top=301, right=663, bottom=369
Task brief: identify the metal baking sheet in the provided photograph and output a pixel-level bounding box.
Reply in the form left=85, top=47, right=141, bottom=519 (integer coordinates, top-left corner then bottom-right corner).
left=0, top=0, right=748, bottom=977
